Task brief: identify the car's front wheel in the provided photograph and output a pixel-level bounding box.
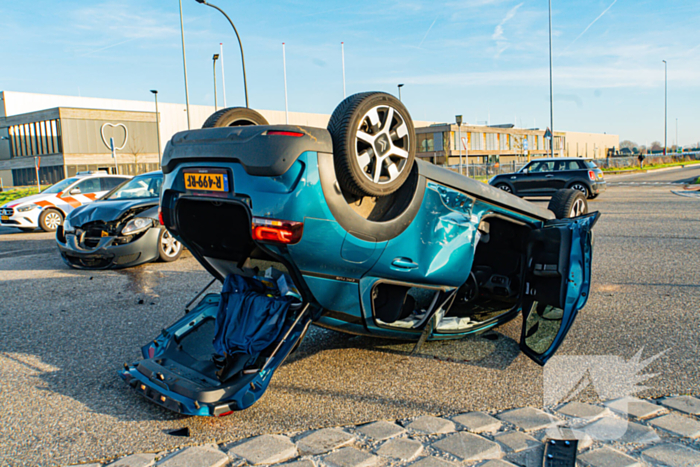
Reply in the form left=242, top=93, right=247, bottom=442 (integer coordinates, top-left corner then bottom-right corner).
left=569, top=182, right=590, bottom=198
left=495, top=183, right=513, bottom=194
left=158, top=228, right=182, bottom=262
left=39, top=209, right=63, bottom=232
left=548, top=189, right=588, bottom=219
left=201, top=107, right=269, bottom=128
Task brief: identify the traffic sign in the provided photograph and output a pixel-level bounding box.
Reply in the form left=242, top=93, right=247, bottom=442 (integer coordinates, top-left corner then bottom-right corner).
left=544, top=127, right=552, bottom=140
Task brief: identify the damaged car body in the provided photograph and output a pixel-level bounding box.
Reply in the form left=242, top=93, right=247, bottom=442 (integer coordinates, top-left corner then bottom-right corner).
left=57, top=171, right=182, bottom=269
left=120, top=93, right=599, bottom=417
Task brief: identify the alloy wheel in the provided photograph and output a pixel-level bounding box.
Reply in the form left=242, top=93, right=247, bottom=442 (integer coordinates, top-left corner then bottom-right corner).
left=355, top=105, right=411, bottom=185
left=571, top=183, right=588, bottom=196
left=45, top=212, right=62, bottom=230
left=569, top=198, right=587, bottom=217
left=161, top=230, right=181, bottom=257
left=497, top=184, right=512, bottom=193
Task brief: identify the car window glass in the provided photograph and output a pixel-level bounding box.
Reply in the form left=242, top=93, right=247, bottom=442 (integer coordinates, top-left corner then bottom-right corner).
left=101, top=177, right=128, bottom=191
left=42, top=177, right=79, bottom=194
left=530, top=161, right=555, bottom=172
left=557, top=161, right=581, bottom=171
left=74, top=178, right=101, bottom=194
left=584, top=161, right=598, bottom=169
left=107, top=175, right=163, bottom=200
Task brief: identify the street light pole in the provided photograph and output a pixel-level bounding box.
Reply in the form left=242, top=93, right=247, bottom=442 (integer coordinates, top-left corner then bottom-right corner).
left=212, top=54, right=219, bottom=111
left=196, top=0, right=249, bottom=108
left=456, top=115, right=463, bottom=176
left=548, top=0, right=554, bottom=159
left=397, top=84, right=404, bottom=101
left=150, top=90, right=161, bottom=165
left=663, top=60, right=667, bottom=156
left=179, top=0, right=191, bottom=129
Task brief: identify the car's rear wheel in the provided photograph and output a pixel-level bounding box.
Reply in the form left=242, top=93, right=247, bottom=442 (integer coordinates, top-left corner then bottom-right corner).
left=548, top=189, right=588, bottom=219
left=569, top=182, right=590, bottom=198
left=39, top=209, right=63, bottom=232
left=158, top=228, right=182, bottom=262
left=495, top=183, right=513, bottom=194
left=327, top=92, right=416, bottom=198
left=202, top=107, right=269, bottom=128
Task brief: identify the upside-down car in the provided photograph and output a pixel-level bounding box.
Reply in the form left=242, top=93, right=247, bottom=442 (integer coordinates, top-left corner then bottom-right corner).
left=121, top=93, right=599, bottom=416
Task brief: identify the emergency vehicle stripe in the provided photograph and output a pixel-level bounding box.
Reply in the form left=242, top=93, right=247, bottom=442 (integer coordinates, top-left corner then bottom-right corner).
left=61, top=196, right=82, bottom=209
left=35, top=200, right=55, bottom=208
left=84, top=193, right=97, bottom=200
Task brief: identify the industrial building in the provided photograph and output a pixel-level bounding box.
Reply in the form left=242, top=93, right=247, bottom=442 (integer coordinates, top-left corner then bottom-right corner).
left=0, top=90, right=618, bottom=188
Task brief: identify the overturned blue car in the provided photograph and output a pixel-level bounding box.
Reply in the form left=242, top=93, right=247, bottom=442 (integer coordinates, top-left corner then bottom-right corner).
left=120, top=92, right=599, bottom=416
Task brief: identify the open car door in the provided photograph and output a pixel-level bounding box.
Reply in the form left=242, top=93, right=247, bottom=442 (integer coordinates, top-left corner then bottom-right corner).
left=520, top=212, right=600, bottom=365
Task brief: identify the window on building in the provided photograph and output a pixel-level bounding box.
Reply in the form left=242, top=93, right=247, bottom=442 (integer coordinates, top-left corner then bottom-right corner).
left=11, top=166, right=65, bottom=187
left=7, top=119, right=62, bottom=158
left=470, top=132, right=484, bottom=150
left=434, top=132, right=444, bottom=151
left=499, top=134, right=509, bottom=151
left=417, top=133, right=435, bottom=152
left=485, top=133, right=497, bottom=150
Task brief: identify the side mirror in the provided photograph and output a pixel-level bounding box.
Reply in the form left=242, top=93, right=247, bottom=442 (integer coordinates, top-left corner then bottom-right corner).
left=69, top=187, right=81, bottom=195
left=520, top=167, right=528, bottom=174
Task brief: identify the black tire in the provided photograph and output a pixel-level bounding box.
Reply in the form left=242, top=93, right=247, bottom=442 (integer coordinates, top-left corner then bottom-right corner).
left=202, top=107, right=269, bottom=128
left=548, top=189, right=588, bottom=219
left=495, top=183, right=514, bottom=194
left=568, top=182, right=590, bottom=198
left=39, top=209, right=63, bottom=232
left=157, top=228, right=182, bottom=262
left=327, top=92, right=416, bottom=198
left=589, top=193, right=599, bottom=199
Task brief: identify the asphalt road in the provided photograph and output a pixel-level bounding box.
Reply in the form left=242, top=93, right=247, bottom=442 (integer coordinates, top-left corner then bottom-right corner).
left=1, top=167, right=699, bottom=466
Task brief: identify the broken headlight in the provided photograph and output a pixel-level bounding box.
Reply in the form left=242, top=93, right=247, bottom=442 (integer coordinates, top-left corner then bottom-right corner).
left=121, top=217, right=153, bottom=236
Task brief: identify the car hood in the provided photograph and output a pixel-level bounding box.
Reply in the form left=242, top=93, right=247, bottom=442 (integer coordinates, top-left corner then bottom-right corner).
left=2, top=193, right=53, bottom=209
left=69, top=198, right=159, bottom=226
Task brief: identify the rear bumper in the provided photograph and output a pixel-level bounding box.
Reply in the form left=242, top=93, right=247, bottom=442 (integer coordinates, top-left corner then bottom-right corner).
left=57, top=227, right=160, bottom=269
left=591, top=180, right=607, bottom=195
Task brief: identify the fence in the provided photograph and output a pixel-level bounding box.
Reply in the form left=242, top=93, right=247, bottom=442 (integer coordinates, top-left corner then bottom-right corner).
left=447, top=161, right=527, bottom=178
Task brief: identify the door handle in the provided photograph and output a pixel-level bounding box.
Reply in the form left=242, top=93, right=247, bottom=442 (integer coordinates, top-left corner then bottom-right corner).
left=545, top=174, right=554, bottom=178
left=391, top=257, right=419, bottom=270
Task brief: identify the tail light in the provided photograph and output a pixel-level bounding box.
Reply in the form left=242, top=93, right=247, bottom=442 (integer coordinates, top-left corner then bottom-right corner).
left=252, top=217, right=303, bottom=244
left=267, top=130, right=304, bottom=137
left=158, top=208, right=164, bottom=226
left=588, top=170, right=596, bottom=181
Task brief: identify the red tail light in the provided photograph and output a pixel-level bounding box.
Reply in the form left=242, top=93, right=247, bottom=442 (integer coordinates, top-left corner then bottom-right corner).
left=251, top=217, right=303, bottom=244
left=158, top=208, right=164, bottom=226
left=588, top=170, right=596, bottom=181
left=267, top=130, right=304, bottom=137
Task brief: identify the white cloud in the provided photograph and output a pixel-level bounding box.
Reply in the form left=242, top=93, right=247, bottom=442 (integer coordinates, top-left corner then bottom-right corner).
left=492, top=2, right=524, bottom=58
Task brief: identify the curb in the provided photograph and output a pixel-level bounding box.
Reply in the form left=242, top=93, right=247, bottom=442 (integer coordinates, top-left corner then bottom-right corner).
left=604, top=162, right=700, bottom=177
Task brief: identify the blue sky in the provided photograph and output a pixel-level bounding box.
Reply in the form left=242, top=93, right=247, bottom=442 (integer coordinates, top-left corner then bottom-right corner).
left=1, top=0, right=699, bottom=146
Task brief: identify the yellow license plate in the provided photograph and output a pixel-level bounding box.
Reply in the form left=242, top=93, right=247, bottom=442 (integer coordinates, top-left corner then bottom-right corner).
left=1, top=215, right=9, bottom=221
left=101, top=231, right=109, bottom=237
left=184, top=171, right=229, bottom=192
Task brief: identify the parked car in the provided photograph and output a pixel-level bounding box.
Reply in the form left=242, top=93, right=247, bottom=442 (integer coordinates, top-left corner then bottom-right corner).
left=121, top=93, right=599, bottom=417
left=489, top=158, right=606, bottom=199
left=0, top=172, right=130, bottom=232
left=56, top=171, right=182, bottom=269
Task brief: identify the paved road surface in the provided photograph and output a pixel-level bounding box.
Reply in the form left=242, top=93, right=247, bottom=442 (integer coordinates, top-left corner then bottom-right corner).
left=0, top=172, right=698, bottom=466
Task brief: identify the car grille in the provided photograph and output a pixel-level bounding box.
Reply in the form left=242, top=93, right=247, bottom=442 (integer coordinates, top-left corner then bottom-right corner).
left=1, top=208, right=14, bottom=216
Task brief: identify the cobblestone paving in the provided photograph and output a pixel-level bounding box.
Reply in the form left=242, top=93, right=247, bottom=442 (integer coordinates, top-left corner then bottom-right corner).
left=66, top=396, right=700, bottom=467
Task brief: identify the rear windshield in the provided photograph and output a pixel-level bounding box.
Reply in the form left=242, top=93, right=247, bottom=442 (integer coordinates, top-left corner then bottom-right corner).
left=584, top=161, right=598, bottom=169
left=107, top=174, right=163, bottom=200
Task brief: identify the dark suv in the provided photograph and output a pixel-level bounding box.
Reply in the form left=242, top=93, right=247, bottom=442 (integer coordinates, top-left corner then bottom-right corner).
left=489, top=158, right=606, bottom=199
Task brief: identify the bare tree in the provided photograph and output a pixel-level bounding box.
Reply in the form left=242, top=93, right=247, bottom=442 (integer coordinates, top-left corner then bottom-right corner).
left=125, top=136, right=146, bottom=175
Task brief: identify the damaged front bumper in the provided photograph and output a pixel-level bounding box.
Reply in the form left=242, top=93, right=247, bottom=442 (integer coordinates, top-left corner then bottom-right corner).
left=57, top=226, right=160, bottom=269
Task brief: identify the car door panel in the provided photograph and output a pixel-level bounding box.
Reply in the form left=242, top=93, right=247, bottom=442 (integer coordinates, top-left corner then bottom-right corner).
left=519, top=211, right=599, bottom=365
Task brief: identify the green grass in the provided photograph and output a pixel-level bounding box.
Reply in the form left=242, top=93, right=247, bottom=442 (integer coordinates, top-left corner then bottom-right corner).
left=602, top=160, right=700, bottom=172
left=693, top=177, right=700, bottom=185
left=0, top=186, right=50, bottom=205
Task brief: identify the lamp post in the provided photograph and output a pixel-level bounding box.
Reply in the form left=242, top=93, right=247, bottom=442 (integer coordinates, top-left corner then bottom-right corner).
left=212, top=54, right=219, bottom=111
left=662, top=60, right=667, bottom=156
left=548, top=0, right=554, bottom=160
left=150, top=90, right=161, bottom=165
left=398, top=83, right=404, bottom=101
left=178, top=0, right=191, bottom=129
left=456, top=115, right=463, bottom=176
left=195, top=0, right=249, bottom=108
